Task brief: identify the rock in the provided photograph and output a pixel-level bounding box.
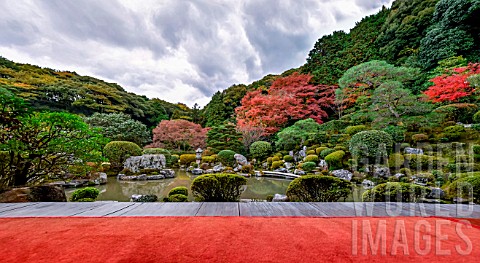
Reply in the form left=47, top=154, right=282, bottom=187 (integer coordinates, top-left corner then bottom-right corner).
left=160, top=169, right=176, bottom=178
left=205, top=169, right=214, bottom=174
left=186, top=166, right=194, bottom=172
left=0, top=185, right=67, bottom=202
left=146, top=175, right=165, bottom=180
left=123, top=154, right=166, bottom=173
left=91, top=172, right=108, bottom=185
left=117, top=174, right=137, bottom=180
left=131, top=194, right=158, bottom=202
left=136, top=174, right=147, bottom=181
left=294, top=169, right=306, bottom=176
left=272, top=194, right=288, bottom=202
left=362, top=179, right=375, bottom=189
left=331, top=169, right=353, bottom=181
left=234, top=154, right=249, bottom=166
left=404, top=147, right=424, bottom=155
left=191, top=168, right=204, bottom=175
left=427, top=187, right=445, bottom=199
left=394, top=173, right=405, bottom=179
left=274, top=168, right=288, bottom=173
left=213, top=165, right=225, bottom=173
left=284, top=162, right=293, bottom=170
left=318, top=159, right=327, bottom=169
left=373, top=166, right=390, bottom=178
left=262, top=162, right=268, bottom=169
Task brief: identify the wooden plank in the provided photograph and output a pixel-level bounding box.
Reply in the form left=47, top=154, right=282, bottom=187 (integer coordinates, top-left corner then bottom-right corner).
left=0, top=202, right=104, bottom=217
left=196, top=202, right=239, bottom=216
left=0, top=202, right=39, bottom=214
left=112, top=202, right=203, bottom=216
left=103, top=203, right=143, bottom=216
left=108, top=203, right=165, bottom=216
left=74, top=202, right=136, bottom=216
left=309, top=202, right=355, bottom=217
left=239, top=202, right=324, bottom=216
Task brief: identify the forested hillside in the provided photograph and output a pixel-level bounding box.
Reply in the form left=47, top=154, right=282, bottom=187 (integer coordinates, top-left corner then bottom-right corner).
left=0, top=56, right=191, bottom=128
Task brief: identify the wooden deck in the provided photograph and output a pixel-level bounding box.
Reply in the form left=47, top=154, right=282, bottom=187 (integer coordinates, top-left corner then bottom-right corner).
left=0, top=202, right=479, bottom=218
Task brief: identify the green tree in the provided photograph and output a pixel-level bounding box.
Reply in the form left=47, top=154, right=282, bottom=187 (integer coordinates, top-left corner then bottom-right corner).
left=84, top=113, right=151, bottom=146
left=206, top=123, right=243, bottom=153
left=0, top=103, right=105, bottom=187
left=349, top=130, right=393, bottom=168
left=276, top=119, right=322, bottom=151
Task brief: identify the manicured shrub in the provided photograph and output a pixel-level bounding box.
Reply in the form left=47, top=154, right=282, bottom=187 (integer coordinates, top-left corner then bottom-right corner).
left=345, top=125, right=367, bottom=135
left=435, top=103, right=478, bottom=123
left=404, top=154, right=445, bottom=170
left=473, top=145, right=480, bottom=160
left=473, top=111, right=480, bottom=124
left=104, top=141, right=142, bottom=170
left=133, top=195, right=158, bottom=202
left=240, top=164, right=254, bottom=173
left=315, top=147, right=328, bottom=155
left=169, top=186, right=188, bottom=197
left=191, top=173, right=247, bottom=201
left=388, top=153, right=405, bottom=169
left=70, top=187, right=100, bottom=202
left=399, top=168, right=412, bottom=177
left=267, top=157, right=273, bottom=164
left=443, top=125, right=465, bottom=141
left=447, top=163, right=478, bottom=173
left=283, top=155, right=294, bottom=162
left=305, top=155, right=319, bottom=163
left=167, top=194, right=188, bottom=202
left=334, top=145, right=347, bottom=151
left=307, top=150, right=316, bottom=155
left=411, top=134, right=429, bottom=143
left=217, top=150, right=236, bottom=167
left=179, top=154, right=197, bottom=166
left=329, top=134, right=349, bottom=145
left=319, top=148, right=335, bottom=159
left=272, top=156, right=280, bottom=162
left=271, top=161, right=284, bottom=170
left=301, top=162, right=316, bottom=173
left=447, top=175, right=480, bottom=203
left=455, top=155, right=471, bottom=163
left=249, top=141, right=272, bottom=160
left=362, top=182, right=431, bottom=202
left=286, top=175, right=352, bottom=202
left=324, top=150, right=345, bottom=170
left=349, top=130, right=393, bottom=164
left=201, top=156, right=216, bottom=163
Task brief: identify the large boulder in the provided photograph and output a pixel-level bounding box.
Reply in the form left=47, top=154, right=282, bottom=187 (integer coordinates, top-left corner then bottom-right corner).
left=123, top=154, right=166, bottom=173
left=213, top=165, right=225, bottom=173
left=131, top=194, right=158, bottom=202
left=427, top=187, right=445, bottom=199
left=331, top=169, right=353, bottom=181
left=160, top=169, right=176, bottom=178
left=234, top=154, right=249, bottom=166
left=191, top=168, right=204, bottom=175
left=272, top=194, right=288, bottom=202
left=0, top=185, right=67, bottom=202
left=294, top=169, right=306, bottom=176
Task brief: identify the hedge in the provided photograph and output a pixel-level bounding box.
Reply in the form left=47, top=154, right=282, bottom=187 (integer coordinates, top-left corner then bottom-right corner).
left=325, top=150, right=345, bottom=170
left=345, top=125, right=367, bottom=135
left=362, top=182, right=431, bottom=202
left=179, top=154, right=197, bottom=166
left=286, top=175, right=352, bottom=202
left=443, top=125, right=465, bottom=141
left=191, top=173, right=247, bottom=201
left=201, top=156, right=216, bottom=163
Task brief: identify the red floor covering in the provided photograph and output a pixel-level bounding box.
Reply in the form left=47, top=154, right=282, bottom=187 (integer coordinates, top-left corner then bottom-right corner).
left=1, top=217, right=479, bottom=263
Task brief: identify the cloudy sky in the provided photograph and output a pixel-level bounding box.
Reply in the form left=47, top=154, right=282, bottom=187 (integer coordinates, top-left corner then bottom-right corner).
left=0, top=0, right=393, bottom=107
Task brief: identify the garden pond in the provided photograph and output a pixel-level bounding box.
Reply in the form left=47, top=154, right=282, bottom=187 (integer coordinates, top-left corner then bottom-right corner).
left=65, top=169, right=366, bottom=202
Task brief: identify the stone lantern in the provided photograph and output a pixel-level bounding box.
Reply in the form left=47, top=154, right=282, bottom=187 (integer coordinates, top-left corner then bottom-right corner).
left=195, top=148, right=203, bottom=164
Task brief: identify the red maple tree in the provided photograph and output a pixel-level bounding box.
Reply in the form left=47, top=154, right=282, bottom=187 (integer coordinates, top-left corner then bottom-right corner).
left=236, top=73, right=336, bottom=135
left=424, top=63, right=480, bottom=103
left=148, top=119, right=208, bottom=151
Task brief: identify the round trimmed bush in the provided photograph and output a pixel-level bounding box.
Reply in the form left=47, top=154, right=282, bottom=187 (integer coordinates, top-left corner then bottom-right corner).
left=473, top=111, right=480, bottom=124
left=70, top=187, right=100, bottom=202
left=305, top=155, right=319, bottom=163
left=349, top=130, right=393, bottom=163
left=169, top=186, right=188, bottom=196
left=345, top=125, right=367, bottom=135
left=249, top=141, right=272, bottom=160
left=301, top=162, right=316, bottom=172
left=167, top=194, right=188, bottom=202
left=170, top=154, right=179, bottom=165
left=179, top=154, right=197, bottom=166
left=271, top=161, right=284, bottom=170
left=267, top=157, right=273, bottom=164
left=362, top=182, right=431, bottom=202
left=316, top=147, right=328, bottom=155
left=272, top=156, right=280, bottom=162
left=325, top=150, right=345, bottom=170
left=191, top=173, right=247, bottom=201
left=411, top=134, right=429, bottom=143
left=201, top=156, right=216, bottom=163
left=388, top=153, right=405, bottom=168
left=217, top=150, right=236, bottom=166
left=306, top=150, right=316, bottom=155
left=319, top=148, right=335, bottom=158
left=443, top=125, right=465, bottom=141
left=104, top=141, right=142, bottom=170
left=447, top=175, right=480, bottom=203
left=283, top=155, right=294, bottom=162
left=286, top=175, right=352, bottom=202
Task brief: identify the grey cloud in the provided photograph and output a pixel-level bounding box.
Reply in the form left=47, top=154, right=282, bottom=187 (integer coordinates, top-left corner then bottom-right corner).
left=354, top=0, right=392, bottom=10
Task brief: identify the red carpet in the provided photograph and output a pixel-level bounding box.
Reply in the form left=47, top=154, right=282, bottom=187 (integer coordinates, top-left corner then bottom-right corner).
left=1, top=217, right=479, bottom=262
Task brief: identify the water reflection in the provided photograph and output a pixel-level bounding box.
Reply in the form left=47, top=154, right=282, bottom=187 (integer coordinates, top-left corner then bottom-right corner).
left=65, top=169, right=292, bottom=201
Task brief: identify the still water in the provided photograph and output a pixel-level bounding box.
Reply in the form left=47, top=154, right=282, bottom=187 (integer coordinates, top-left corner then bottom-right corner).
left=65, top=169, right=292, bottom=201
